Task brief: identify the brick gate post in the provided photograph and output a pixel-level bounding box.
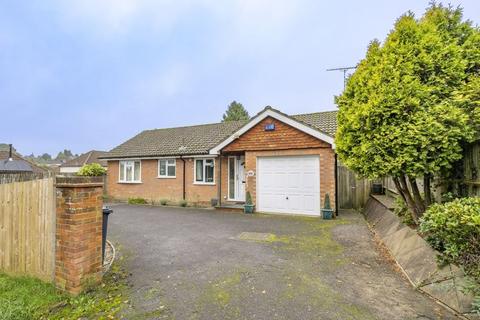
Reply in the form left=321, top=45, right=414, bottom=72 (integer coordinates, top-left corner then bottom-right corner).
left=55, top=176, right=104, bottom=294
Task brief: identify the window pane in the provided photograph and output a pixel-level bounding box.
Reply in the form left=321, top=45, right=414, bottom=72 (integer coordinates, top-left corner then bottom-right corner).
left=205, top=160, right=214, bottom=183
left=167, top=159, right=175, bottom=165
left=196, top=160, right=203, bottom=181
left=229, top=158, right=235, bottom=198
left=120, top=162, right=125, bottom=181
left=167, top=165, right=175, bottom=177
left=126, top=163, right=132, bottom=181
left=134, top=161, right=140, bottom=181
left=159, top=160, right=166, bottom=176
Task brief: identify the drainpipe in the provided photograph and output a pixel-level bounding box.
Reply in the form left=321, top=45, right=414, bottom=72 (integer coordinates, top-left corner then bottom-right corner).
left=180, top=157, right=186, bottom=200
left=218, top=154, right=222, bottom=206
left=334, top=153, right=339, bottom=217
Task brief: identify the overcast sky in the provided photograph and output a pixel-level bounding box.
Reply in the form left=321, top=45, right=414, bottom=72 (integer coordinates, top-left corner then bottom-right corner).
left=1, top=1, right=479, bottom=156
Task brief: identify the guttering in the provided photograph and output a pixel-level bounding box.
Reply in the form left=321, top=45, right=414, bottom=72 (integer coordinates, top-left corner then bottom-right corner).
left=180, top=156, right=186, bottom=200
left=100, top=155, right=218, bottom=161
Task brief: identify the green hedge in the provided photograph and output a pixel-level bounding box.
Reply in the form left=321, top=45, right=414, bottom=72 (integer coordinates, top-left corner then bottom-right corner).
left=420, top=197, right=480, bottom=313
left=77, top=163, right=106, bottom=176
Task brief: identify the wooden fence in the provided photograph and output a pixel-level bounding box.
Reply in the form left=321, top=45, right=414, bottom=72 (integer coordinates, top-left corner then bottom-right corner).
left=0, top=175, right=56, bottom=281
left=461, top=141, right=480, bottom=197
left=337, top=165, right=373, bottom=210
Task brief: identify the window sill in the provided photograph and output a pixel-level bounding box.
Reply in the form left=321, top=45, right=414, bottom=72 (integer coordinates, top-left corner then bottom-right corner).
left=157, top=176, right=176, bottom=179
left=193, top=182, right=216, bottom=186
left=118, top=181, right=142, bottom=184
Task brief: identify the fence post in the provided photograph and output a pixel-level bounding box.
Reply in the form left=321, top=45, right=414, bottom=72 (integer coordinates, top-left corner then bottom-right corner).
left=55, top=176, right=104, bottom=295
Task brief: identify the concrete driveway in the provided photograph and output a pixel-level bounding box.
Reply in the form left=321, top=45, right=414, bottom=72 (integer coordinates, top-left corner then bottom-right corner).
left=108, top=204, right=452, bottom=320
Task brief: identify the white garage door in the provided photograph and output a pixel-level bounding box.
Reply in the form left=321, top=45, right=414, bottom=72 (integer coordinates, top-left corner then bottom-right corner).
left=257, top=156, right=320, bottom=216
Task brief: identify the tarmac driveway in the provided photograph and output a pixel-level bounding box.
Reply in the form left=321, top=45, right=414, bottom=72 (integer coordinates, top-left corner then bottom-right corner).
left=108, top=204, right=453, bottom=320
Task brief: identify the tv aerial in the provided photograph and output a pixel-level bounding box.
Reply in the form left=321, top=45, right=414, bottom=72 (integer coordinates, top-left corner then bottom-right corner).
left=326, top=66, right=357, bottom=89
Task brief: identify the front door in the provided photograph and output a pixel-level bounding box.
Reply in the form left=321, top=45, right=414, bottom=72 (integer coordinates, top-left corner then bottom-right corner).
left=228, top=156, right=246, bottom=201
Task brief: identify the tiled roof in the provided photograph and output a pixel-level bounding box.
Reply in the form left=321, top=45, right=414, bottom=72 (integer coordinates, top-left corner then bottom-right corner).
left=291, top=111, right=338, bottom=137
left=0, top=145, right=48, bottom=174
left=102, top=109, right=338, bottom=159
left=0, top=159, right=33, bottom=172
left=61, top=150, right=108, bottom=167
left=103, top=121, right=247, bottom=159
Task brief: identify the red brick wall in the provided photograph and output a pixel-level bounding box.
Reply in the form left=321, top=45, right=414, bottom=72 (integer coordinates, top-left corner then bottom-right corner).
left=106, top=117, right=336, bottom=210
left=107, top=158, right=224, bottom=206
left=55, top=177, right=104, bottom=294
left=223, top=116, right=330, bottom=152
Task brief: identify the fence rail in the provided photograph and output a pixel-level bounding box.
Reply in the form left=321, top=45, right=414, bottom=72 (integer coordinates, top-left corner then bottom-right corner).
left=0, top=176, right=56, bottom=281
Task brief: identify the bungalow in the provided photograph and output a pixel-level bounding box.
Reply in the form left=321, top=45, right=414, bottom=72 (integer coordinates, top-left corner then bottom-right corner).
left=59, top=150, right=108, bottom=175
left=101, top=107, right=338, bottom=216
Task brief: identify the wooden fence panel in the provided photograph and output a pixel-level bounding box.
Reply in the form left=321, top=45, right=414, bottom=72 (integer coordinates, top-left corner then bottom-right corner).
left=0, top=177, right=56, bottom=282
left=462, top=141, right=480, bottom=197
left=337, top=165, right=372, bottom=210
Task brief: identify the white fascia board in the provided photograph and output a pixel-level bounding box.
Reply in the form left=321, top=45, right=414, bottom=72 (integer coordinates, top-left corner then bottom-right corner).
left=209, top=109, right=335, bottom=154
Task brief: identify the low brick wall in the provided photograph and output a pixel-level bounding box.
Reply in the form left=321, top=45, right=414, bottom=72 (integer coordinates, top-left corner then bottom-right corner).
left=55, top=176, right=104, bottom=294
left=363, top=195, right=476, bottom=319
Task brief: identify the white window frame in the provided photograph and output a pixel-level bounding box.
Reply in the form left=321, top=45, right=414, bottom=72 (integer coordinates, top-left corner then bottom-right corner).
left=193, top=158, right=215, bottom=185
left=118, top=160, right=142, bottom=183
left=158, top=159, right=176, bottom=178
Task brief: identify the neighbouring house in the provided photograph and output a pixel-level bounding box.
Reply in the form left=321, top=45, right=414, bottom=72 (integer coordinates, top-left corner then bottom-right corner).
left=60, top=150, right=108, bottom=174
left=101, top=106, right=338, bottom=216
left=0, top=144, right=47, bottom=174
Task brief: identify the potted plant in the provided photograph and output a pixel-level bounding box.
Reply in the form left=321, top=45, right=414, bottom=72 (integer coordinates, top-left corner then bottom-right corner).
left=321, top=193, right=334, bottom=220
left=244, top=191, right=254, bottom=214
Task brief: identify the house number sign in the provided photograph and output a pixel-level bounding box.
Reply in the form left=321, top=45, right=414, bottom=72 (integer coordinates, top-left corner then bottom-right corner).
left=247, top=170, right=255, bottom=177
left=264, top=123, right=275, bottom=131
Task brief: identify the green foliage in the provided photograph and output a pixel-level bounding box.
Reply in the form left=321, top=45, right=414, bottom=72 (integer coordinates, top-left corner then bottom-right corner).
left=245, top=191, right=253, bottom=205
left=393, top=196, right=417, bottom=226
left=323, top=193, right=331, bottom=209
left=420, top=197, right=480, bottom=278
left=222, top=101, right=249, bottom=122
left=179, top=199, right=188, bottom=207
left=160, top=199, right=168, bottom=206
left=335, top=4, right=479, bottom=180
left=0, top=273, right=64, bottom=320
left=420, top=197, right=480, bottom=313
left=0, top=262, right=130, bottom=320
left=128, top=197, right=147, bottom=205
left=77, top=163, right=106, bottom=176
left=55, top=149, right=74, bottom=161
left=40, top=153, right=52, bottom=161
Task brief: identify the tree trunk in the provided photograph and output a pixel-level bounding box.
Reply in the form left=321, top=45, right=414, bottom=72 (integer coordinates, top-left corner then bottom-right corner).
left=393, top=177, right=407, bottom=203
left=424, top=174, right=432, bottom=207
left=408, top=176, right=425, bottom=215
left=396, top=175, right=420, bottom=223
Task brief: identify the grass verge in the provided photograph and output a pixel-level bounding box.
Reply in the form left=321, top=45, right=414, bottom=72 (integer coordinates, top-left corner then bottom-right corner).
left=0, top=261, right=130, bottom=320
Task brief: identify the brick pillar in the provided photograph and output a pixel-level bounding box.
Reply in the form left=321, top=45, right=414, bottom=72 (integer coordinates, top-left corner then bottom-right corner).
left=55, top=176, right=104, bottom=294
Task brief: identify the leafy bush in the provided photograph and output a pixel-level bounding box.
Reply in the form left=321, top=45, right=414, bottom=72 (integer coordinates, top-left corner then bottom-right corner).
left=77, top=163, right=106, bottom=176
left=179, top=200, right=188, bottom=207
left=128, top=197, right=147, bottom=205
left=420, top=197, right=480, bottom=313
left=160, top=199, right=168, bottom=206
left=245, top=192, right=253, bottom=205
left=393, top=196, right=417, bottom=227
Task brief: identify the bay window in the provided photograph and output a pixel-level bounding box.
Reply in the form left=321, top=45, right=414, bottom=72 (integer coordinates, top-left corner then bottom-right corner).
left=119, top=160, right=141, bottom=183
left=195, top=158, right=215, bottom=184
left=158, top=159, right=176, bottom=178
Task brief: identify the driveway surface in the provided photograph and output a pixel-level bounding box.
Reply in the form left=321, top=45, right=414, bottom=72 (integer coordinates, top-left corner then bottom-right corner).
left=108, top=204, right=453, bottom=320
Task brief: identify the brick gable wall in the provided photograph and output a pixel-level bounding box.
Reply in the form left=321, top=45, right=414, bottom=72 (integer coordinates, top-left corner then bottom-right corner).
left=223, top=116, right=330, bottom=152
